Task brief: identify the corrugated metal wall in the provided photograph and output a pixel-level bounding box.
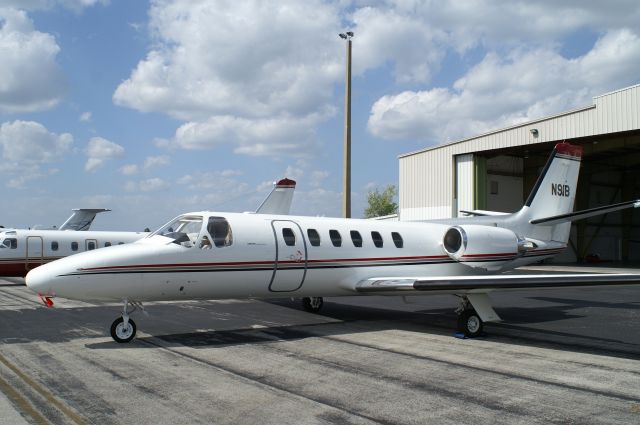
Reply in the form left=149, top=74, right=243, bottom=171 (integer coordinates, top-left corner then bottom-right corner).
left=399, top=84, right=640, bottom=220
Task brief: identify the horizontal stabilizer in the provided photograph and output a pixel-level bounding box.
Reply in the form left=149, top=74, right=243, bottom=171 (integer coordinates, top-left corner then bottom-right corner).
left=356, top=272, right=640, bottom=293
left=530, top=199, right=640, bottom=225
left=459, top=210, right=509, bottom=217
left=59, top=208, right=111, bottom=231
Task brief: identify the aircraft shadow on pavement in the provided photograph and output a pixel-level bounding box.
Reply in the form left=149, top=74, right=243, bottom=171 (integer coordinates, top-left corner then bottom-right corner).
left=1, top=296, right=637, bottom=358
left=91, top=299, right=639, bottom=359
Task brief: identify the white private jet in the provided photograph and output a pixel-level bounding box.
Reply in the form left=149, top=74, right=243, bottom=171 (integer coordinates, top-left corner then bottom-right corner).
left=26, top=144, right=640, bottom=342
left=1, top=179, right=296, bottom=279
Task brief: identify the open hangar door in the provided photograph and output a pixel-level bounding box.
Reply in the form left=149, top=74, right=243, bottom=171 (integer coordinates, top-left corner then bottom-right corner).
left=472, top=131, right=640, bottom=264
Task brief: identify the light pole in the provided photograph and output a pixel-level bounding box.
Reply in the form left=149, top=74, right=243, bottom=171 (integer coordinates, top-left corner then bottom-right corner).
left=338, top=31, right=353, bottom=218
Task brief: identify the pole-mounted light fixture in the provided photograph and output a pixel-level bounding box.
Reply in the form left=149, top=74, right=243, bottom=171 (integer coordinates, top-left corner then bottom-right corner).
left=339, top=31, right=354, bottom=218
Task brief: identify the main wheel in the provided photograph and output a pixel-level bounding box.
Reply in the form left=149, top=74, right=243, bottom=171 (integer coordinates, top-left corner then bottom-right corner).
left=457, top=309, right=483, bottom=338
left=110, top=317, right=137, bottom=343
left=302, top=297, right=323, bottom=313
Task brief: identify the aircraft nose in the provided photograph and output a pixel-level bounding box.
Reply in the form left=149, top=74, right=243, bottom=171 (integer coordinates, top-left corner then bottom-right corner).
left=25, top=264, right=53, bottom=295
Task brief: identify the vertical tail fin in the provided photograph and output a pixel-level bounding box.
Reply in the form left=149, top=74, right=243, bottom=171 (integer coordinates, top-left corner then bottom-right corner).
left=255, top=178, right=296, bottom=215
left=59, top=208, right=111, bottom=231
left=518, top=143, right=582, bottom=243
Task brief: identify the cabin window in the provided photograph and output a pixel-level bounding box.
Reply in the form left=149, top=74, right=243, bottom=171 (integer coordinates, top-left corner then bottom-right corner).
left=282, top=228, right=296, bottom=246
left=87, top=241, right=96, bottom=251
left=371, top=231, right=383, bottom=248
left=307, top=229, right=320, bottom=246
left=329, top=230, right=342, bottom=247
left=71, top=242, right=78, bottom=251
left=208, top=216, right=233, bottom=247
left=51, top=241, right=59, bottom=251
left=104, top=242, right=112, bottom=247
left=350, top=230, right=363, bottom=247
left=391, top=232, right=403, bottom=248
left=1, top=238, right=17, bottom=249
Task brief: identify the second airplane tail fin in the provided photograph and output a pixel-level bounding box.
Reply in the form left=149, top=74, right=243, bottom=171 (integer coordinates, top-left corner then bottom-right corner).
left=59, top=208, right=111, bottom=231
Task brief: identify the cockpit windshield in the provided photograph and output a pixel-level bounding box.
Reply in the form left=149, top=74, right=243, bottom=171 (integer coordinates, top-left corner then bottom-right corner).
left=151, top=215, right=204, bottom=246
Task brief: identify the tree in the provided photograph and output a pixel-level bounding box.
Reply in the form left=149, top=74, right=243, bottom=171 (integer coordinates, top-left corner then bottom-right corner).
left=364, top=184, right=398, bottom=218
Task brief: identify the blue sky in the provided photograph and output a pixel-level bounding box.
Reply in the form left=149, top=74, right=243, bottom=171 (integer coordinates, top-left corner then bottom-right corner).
left=0, top=0, right=639, bottom=231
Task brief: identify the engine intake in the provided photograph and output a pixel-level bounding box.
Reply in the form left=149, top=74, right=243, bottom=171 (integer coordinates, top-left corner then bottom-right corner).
left=442, top=225, right=531, bottom=269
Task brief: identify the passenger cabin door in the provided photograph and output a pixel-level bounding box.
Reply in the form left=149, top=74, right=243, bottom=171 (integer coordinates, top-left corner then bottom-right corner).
left=269, top=220, right=307, bottom=292
left=26, top=236, right=44, bottom=271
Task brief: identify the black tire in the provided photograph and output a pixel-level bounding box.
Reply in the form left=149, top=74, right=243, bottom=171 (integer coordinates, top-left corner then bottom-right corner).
left=457, top=309, right=483, bottom=338
left=110, top=317, right=137, bottom=343
left=302, top=297, right=323, bottom=313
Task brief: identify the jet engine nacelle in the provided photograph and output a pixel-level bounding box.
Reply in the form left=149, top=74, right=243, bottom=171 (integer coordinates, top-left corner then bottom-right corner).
left=442, top=225, right=531, bottom=270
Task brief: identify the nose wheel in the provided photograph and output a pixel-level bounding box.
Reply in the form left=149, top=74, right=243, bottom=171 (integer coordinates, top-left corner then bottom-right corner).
left=110, top=298, right=141, bottom=343
left=110, top=317, right=136, bottom=343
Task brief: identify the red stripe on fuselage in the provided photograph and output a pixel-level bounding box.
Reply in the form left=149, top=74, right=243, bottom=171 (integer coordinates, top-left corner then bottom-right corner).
left=79, top=254, right=452, bottom=272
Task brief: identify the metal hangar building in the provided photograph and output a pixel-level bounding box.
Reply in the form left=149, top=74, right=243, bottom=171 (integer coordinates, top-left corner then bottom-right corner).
left=398, top=84, right=640, bottom=263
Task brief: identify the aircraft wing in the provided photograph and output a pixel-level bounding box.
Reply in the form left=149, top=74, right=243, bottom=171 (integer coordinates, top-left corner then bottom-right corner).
left=355, top=272, right=640, bottom=323
left=255, top=178, right=296, bottom=215
left=355, top=272, right=640, bottom=293
left=58, top=208, right=111, bottom=231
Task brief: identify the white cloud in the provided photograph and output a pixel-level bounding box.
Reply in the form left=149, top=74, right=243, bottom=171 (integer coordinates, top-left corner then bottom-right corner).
left=0, top=120, right=70, bottom=189
left=0, top=120, right=72, bottom=165
left=113, top=0, right=341, bottom=157
left=7, top=168, right=59, bottom=189
left=351, top=6, right=446, bottom=83
left=310, top=170, right=330, bottom=188
left=177, top=170, right=248, bottom=192
left=368, top=29, right=640, bottom=144
left=0, top=8, right=66, bottom=113
left=284, top=161, right=305, bottom=181
left=84, top=136, right=124, bottom=172
left=119, top=164, right=138, bottom=176
left=362, top=1, right=640, bottom=53
left=0, top=0, right=109, bottom=12
left=79, top=111, right=92, bottom=122
left=165, top=114, right=325, bottom=157
left=125, top=178, right=169, bottom=193
left=143, top=155, right=170, bottom=169
left=291, top=188, right=342, bottom=217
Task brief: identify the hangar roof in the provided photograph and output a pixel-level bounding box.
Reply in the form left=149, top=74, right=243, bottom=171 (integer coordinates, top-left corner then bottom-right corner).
left=399, top=83, right=640, bottom=159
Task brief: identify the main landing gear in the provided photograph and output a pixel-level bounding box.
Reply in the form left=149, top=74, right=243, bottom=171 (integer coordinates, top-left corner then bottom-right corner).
left=456, top=296, right=483, bottom=338
left=110, top=298, right=143, bottom=343
left=302, top=297, right=323, bottom=313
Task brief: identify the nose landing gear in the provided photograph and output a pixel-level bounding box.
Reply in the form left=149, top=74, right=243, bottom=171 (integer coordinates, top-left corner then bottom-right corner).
left=302, top=297, right=323, bottom=313
left=110, top=298, right=143, bottom=343
left=110, top=316, right=136, bottom=343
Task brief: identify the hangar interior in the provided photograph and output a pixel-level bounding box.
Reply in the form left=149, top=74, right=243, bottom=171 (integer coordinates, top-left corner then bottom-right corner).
left=399, top=84, right=640, bottom=264
left=476, top=131, right=640, bottom=262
